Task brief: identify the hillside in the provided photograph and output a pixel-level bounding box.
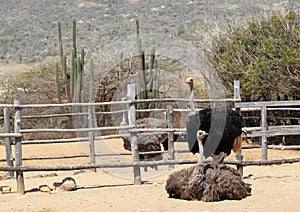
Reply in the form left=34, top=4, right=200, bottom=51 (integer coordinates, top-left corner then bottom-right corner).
left=0, top=0, right=299, bottom=63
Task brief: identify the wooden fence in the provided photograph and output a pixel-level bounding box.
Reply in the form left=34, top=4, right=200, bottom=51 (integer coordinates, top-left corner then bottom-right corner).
left=0, top=82, right=300, bottom=194
left=235, top=100, right=300, bottom=160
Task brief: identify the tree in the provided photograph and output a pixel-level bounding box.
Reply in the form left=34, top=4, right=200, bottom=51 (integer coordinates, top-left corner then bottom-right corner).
left=207, top=12, right=300, bottom=101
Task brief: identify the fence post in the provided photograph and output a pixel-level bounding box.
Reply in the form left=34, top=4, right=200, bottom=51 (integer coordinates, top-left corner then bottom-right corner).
left=261, top=106, right=268, bottom=160
left=234, top=80, right=243, bottom=175
left=167, top=105, right=175, bottom=170
left=234, top=80, right=241, bottom=100
left=127, top=84, right=141, bottom=185
left=14, top=100, right=25, bottom=194
left=4, top=108, right=14, bottom=178
left=88, top=106, right=96, bottom=172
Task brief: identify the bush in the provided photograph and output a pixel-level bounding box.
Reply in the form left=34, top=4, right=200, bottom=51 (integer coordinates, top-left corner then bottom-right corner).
left=207, top=12, right=300, bottom=101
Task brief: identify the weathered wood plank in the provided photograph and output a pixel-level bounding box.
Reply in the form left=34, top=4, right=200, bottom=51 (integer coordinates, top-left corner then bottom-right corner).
left=236, top=100, right=300, bottom=108
left=14, top=100, right=25, bottom=195
left=128, top=84, right=141, bottom=185
left=0, top=133, right=22, bottom=138
left=0, top=158, right=299, bottom=172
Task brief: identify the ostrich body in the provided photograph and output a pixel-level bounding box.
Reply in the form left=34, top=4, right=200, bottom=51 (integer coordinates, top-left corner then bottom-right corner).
left=186, top=107, right=243, bottom=164
left=165, top=130, right=251, bottom=201
left=120, top=118, right=169, bottom=161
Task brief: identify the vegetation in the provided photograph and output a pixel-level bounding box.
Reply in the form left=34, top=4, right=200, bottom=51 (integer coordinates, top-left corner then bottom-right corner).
left=208, top=12, right=300, bottom=101
left=3, top=12, right=299, bottom=106
left=0, top=62, right=57, bottom=104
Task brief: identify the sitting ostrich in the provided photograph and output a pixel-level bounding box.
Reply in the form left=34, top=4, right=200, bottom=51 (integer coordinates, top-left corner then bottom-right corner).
left=165, top=130, right=251, bottom=202
left=186, top=107, right=243, bottom=164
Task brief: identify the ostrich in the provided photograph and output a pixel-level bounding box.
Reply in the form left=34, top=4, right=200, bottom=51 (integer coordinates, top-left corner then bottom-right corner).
left=185, top=77, right=195, bottom=115
left=186, top=107, right=243, bottom=165
left=185, top=77, right=242, bottom=164
left=120, top=117, right=170, bottom=170
left=165, top=130, right=251, bottom=201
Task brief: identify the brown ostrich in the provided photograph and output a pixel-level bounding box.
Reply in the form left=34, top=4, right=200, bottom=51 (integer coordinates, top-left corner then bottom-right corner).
left=120, top=117, right=169, bottom=170
left=165, top=130, right=251, bottom=202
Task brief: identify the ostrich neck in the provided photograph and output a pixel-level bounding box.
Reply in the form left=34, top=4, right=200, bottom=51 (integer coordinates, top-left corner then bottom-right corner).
left=190, top=83, right=194, bottom=93
left=193, top=136, right=205, bottom=176
left=197, top=139, right=204, bottom=165
left=189, top=83, right=195, bottom=114
left=190, top=137, right=206, bottom=198
left=189, top=85, right=194, bottom=101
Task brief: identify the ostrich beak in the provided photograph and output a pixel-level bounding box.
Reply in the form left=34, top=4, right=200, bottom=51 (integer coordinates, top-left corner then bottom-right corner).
left=197, top=130, right=208, bottom=140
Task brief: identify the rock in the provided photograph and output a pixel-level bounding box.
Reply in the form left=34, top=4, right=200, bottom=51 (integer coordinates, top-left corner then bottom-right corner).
left=0, top=186, right=12, bottom=194
left=39, top=185, right=52, bottom=193
left=53, top=177, right=77, bottom=192
left=44, top=173, right=58, bottom=178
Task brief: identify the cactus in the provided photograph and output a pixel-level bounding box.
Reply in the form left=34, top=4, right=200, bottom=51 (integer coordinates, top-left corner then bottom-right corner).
left=72, top=18, right=77, bottom=59
left=79, top=48, right=85, bottom=103
left=76, top=56, right=82, bottom=103
left=154, top=58, right=160, bottom=108
left=70, top=48, right=76, bottom=97
left=136, top=19, right=149, bottom=116
left=57, top=21, right=64, bottom=77
left=56, top=18, right=86, bottom=104
left=54, top=62, right=62, bottom=104
left=150, top=48, right=155, bottom=70
left=63, top=55, right=71, bottom=102
left=135, top=19, right=162, bottom=114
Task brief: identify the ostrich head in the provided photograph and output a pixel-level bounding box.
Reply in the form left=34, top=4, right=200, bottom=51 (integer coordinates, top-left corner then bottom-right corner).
left=185, top=77, right=194, bottom=91
left=197, top=130, right=208, bottom=164
left=185, top=77, right=194, bottom=85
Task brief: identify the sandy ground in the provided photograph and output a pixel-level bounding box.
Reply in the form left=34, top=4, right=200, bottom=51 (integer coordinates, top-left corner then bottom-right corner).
left=0, top=138, right=299, bottom=212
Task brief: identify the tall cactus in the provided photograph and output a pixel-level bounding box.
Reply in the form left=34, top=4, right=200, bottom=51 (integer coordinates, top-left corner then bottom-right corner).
left=72, top=18, right=77, bottom=59
left=54, top=62, right=62, bottom=104
left=58, top=21, right=64, bottom=77
left=76, top=56, right=82, bottom=103
left=79, top=48, right=85, bottom=103
left=70, top=48, right=76, bottom=98
left=63, top=54, right=71, bottom=102
left=56, top=18, right=85, bottom=103
left=154, top=58, right=160, bottom=108
left=136, top=19, right=149, bottom=115
left=57, top=21, right=71, bottom=102
left=135, top=19, right=161, bottom=114
left=148, top=48, right=155, bottom=109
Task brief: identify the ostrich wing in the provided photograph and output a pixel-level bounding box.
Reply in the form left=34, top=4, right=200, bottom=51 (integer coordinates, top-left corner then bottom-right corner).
left=202, top=108, right=227, bottom=158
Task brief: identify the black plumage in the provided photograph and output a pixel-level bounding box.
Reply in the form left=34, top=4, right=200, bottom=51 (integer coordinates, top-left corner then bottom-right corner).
left=187, top=107, right=243, bottom=161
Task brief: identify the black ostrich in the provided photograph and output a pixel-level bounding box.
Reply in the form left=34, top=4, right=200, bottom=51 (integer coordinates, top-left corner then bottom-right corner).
left=185, top=77, right=242, bottom=164
left=186, top=107, right=243, bottom=164
left=165, top=130, right=251, bottom=201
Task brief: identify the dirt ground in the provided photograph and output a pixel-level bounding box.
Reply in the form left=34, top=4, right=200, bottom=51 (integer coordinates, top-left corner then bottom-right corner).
left=0, top=138, right=299, bottom=212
